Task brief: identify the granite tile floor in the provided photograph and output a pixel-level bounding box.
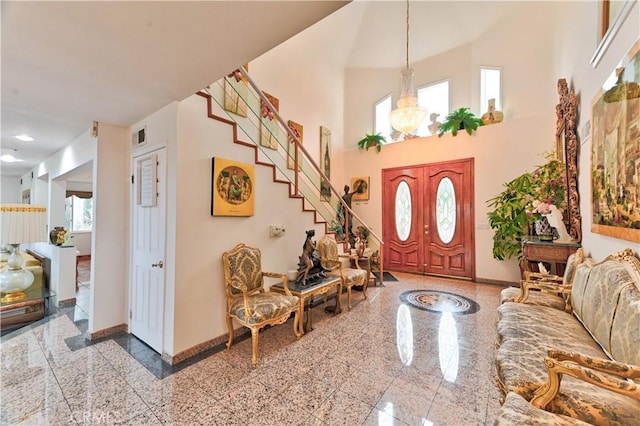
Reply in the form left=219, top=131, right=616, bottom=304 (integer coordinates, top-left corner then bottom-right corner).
left=0, top=272, right=505, bottom=425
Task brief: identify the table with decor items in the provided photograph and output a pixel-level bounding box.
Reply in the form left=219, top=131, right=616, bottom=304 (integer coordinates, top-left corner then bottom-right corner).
left=270, top=275, right=342, bottom=335
left=521, top=236, right=581, bottom=277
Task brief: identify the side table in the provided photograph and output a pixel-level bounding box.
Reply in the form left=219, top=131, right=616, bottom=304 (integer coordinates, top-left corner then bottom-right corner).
left=270, top=276, right=342, bottom=335
left=522, top=236, right=581, bottom=277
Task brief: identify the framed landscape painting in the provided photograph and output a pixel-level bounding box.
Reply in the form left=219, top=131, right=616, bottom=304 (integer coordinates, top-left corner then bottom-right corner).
left=211, top=157, right=255, bottom=217
left=590, top=39, right=640, bottom=242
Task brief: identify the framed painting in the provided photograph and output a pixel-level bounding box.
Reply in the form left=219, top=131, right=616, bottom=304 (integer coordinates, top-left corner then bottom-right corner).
left=351, top=176, right=370, bottom=201
left=223, top=64, right=249, bottom=117
left=592, top=0, right=636, bottom=67
left=211, top=157, right=255, bottom=217
left=260, top=91, right=280, bottom=150
left=287, top=120, right=303, bottom=170
left=590, top=39, right=640, bottom=242
left=320, top=126, right=331, bottom=201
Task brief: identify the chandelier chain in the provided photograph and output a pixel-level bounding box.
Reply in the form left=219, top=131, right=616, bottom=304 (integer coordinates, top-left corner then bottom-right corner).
left=405, top=0, right=410, bottom=69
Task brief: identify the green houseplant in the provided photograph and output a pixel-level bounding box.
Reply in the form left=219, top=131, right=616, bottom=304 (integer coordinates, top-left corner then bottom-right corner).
left=486, top=153, right=566, bottom=260
left=437, top=107, right=483, bottom=137
left=357, top=132, right=386, bottom=152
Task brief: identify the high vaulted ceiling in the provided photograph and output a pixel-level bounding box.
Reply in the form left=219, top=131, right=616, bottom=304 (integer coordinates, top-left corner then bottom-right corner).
left=1, top=0, right=518, bottom=178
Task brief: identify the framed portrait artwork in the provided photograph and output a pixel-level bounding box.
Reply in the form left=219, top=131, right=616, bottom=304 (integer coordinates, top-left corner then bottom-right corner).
left=211, top=157, right=255, bottom=217
left=287, top=120, right=303, bottom=171
left=590, top=39, right=640, bottom=242
left=260, top=92, right=280, bottom=150
left=351, top=176, right=370, bottom=201
left=320, top=126, right=332, bottom=202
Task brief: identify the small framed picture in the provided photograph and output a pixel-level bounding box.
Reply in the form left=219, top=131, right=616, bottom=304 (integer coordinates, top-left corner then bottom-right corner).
left=351, top=176, right=370, bottom=201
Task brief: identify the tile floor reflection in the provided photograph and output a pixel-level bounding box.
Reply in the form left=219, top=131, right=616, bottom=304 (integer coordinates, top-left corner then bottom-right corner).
left=0, top=272, right=504, bottom=425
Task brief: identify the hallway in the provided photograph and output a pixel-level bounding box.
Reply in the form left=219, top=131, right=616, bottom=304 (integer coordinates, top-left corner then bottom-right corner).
left=0, top=273, right=504, bottom=425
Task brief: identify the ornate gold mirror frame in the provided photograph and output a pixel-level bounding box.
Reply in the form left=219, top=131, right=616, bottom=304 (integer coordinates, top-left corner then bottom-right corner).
left=556, top=78, right=582, bottom=242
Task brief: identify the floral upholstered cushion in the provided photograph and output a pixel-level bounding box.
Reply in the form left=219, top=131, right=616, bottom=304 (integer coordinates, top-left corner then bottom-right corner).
left=496, top=303, right=602, bottom=350
left=225, top=246, right=263, bottom=294
left=572, top=257, right=637, bottom=356
left=495, top=333, right=606, bottom=399
left=229, top=292, right=299, bottom=325
left=494, top=392, right=591, bottom=426
left=609, top=283, right=640, bottom=366
left=547, top=379, right=640, bottom=426
left=500, top=287, right=566, bottom=310
left=326, top=268, right=367, bottom=287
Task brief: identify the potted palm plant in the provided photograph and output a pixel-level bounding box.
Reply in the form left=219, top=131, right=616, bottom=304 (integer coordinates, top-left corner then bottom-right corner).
left=357, top=132, right=386, bottom=152
left=437, top=107, right=483, bottom=137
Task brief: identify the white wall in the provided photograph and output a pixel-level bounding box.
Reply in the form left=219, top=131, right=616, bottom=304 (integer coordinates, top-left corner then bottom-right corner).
left=71, top=232, right=91, bottom=256
left=343, top=2, right=560, bottom=283
left=553, top=1, right=639, bottom=262
left=1, top=176, right=21, bottom=203
left=167, top=95, right=326, bottom=356
left=88, top=124, right=129, bottom=334
left=160, top=11, right=352, bottom=356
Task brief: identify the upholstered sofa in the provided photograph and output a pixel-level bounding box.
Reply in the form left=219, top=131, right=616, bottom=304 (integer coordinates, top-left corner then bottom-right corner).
left=494, top=248, right=640, bottom=425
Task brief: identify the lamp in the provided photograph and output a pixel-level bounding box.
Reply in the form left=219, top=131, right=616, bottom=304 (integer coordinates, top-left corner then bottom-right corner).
left=389, top=0, right=427, bottom=134
left=0, top=204, right=47, bottom=303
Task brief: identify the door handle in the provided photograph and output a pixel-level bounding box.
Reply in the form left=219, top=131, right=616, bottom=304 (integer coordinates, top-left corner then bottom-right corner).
left=424, top=225, right=429, bottom=235
left=152, top=261, right=164, bottom=269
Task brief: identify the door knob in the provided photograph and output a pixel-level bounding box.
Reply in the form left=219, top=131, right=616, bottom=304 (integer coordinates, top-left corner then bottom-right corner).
left=152, top=261, right=164, bottom=268
left=424, top=225, right=429, bottom=235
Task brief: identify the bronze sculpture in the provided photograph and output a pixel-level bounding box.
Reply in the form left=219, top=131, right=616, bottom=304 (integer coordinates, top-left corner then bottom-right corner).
left=295, top=229, right=328, bottom=286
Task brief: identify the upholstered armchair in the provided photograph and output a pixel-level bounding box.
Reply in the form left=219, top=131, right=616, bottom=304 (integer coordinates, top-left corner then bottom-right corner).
left=222, top=243, right=301, bottom=367
left=317, top=235, right=367, bottom=310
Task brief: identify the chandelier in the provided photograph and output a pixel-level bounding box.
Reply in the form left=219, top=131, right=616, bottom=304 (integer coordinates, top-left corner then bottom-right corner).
left=389, top=0, right=427, bottom=134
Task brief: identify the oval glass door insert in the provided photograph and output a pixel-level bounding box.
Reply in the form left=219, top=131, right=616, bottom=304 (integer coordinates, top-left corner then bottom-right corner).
left=395, top=181, right=412, bottom=241
left=436, top=177, right=456, bottom=244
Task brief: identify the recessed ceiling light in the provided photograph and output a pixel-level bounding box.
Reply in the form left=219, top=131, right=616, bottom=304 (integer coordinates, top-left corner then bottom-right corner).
left=0, top=154, right=23, bottom=163
left=15, top=134, right=34, bottom=142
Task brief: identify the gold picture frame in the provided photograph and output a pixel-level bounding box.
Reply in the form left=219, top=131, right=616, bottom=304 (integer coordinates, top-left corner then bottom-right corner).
left=287, top=120, right=303, bottom=170
left=320, top=126, right=332, bottom=202
left=590, top=39, right=640, bottom=242
left=223, top=64, right=249, bottom=117
left=350, top=176, right=370, bottom=202
left=211, top=157, right=255, bottom=217
left=260, top=91, right=280, bottom=150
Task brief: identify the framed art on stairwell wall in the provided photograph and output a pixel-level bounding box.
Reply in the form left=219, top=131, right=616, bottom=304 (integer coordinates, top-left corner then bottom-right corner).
left=211, top=157, right=255, bottom=217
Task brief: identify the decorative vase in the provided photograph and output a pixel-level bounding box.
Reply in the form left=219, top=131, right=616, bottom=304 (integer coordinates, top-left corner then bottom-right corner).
left=534, top=217, right=559, bottom=241
left=481, top=98, right=504, bottom=125
left=49, top=227, right=67, bottom=246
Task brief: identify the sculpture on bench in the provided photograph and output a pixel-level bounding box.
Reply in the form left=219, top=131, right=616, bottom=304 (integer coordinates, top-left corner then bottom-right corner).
left=295, top=229, right=328, bottom=286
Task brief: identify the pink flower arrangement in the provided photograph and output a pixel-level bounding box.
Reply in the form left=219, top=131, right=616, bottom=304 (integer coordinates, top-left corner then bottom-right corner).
left=525, top=153, right=567, bottom=220
left=531, top=200, right=553, bottom=215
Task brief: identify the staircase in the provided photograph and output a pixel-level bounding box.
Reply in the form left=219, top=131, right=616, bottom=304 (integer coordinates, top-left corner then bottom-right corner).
left=198, top=68, right=384, bottom=274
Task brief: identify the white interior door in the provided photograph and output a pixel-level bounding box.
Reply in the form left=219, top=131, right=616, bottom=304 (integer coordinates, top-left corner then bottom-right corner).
left=130, top=148, right=166, bottom=353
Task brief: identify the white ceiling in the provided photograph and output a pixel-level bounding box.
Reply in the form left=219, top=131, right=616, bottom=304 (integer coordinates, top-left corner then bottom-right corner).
left=1, top=0, right=517, bottom=178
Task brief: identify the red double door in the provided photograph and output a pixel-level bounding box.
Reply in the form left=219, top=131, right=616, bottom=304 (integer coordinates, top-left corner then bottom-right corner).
left=382, top=158, right=475, bottom=279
